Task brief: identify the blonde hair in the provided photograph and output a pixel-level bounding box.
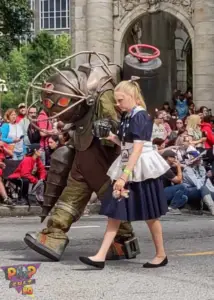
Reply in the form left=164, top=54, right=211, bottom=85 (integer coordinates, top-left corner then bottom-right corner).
left=4, top=109, right=16, bottom=123
left=186, top=114, right=201, bottom=131
left=114, top=80, right=146, bottom=109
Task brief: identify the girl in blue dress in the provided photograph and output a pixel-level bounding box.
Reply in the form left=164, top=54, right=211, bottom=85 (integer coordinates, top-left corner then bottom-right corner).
left=79, top=79, right=170, bottom=269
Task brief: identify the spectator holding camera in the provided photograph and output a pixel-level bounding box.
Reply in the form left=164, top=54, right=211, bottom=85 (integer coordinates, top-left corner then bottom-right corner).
left=162, top=150, right=188, bottom=214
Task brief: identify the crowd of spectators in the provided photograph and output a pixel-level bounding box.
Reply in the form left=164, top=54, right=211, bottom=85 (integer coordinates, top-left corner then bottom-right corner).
left=1, top=87, right=214, bottom=217
left=152, top=89, right=214, bottom=215
left=0, top=103, right=68, bottom=206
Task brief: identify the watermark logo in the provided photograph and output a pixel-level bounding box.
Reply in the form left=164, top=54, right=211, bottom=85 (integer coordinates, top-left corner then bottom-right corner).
left=1, top=263, right=41, bottom=298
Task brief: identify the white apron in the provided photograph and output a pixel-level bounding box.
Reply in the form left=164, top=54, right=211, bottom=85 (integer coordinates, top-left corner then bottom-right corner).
left=107, top=141, right=170, bottom=182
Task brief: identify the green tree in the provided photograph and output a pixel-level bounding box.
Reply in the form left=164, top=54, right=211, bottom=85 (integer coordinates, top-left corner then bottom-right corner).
left=55, top=33, right=72, bottom=58
left=0, top=32, right=72, bottom=110
left=26, top=31, right=58, bottom=78
left=0, top=0, right=33, bottom=58
left=0, top=47, right=29, bottom=109
left=27, top=31, right=72, bottom=78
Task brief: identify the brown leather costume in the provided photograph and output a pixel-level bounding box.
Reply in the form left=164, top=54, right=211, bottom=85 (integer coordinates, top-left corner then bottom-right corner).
left=24, top=52, right=140, bottom=261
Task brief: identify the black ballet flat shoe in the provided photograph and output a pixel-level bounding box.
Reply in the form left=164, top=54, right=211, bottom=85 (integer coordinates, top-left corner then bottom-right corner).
left=79, top=257, right=105, bottom=269
left=143, top=256, right=168, bottom=269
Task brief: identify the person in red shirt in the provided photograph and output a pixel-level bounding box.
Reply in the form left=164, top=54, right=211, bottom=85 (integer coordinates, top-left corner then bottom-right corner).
left=16, top=103, right=27, bottom=123
left=8, top=144, right=47, bottom=204
left=0, top=141, right=14, bottom=205
left=201, top=115, right=214, bottom=149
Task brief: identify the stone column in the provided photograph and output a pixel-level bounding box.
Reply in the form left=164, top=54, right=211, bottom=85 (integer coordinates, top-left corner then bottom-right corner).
left=70, top=0, right=87, bottom=65
left=193, top=0, right=214, bottom=111
left=86, top=0, right=114, bottom=61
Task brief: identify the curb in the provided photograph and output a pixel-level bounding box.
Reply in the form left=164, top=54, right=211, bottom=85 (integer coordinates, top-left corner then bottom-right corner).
left=0, top=203, right=211, bottom=218
left=0, top=203, right=101, bottom=218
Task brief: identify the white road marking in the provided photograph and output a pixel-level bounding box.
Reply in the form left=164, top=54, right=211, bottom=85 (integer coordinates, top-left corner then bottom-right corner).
left=71, top=226, right=100, bottom=229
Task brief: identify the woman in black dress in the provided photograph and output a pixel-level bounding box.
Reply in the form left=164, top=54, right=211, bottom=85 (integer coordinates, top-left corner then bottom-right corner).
left=79, top=79, right=170, bottom=269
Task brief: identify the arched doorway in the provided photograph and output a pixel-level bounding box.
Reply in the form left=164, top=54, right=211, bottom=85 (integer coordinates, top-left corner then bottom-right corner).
left=123, top=11, right=192, bottom=113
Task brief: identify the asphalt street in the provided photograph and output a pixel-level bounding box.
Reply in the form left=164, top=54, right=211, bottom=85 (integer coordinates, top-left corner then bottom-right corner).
left=0, top=214, right=214, bottom=300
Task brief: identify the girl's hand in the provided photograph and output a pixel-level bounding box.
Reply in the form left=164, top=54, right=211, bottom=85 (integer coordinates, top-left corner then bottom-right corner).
left=113, top=178, right=126, bottom=191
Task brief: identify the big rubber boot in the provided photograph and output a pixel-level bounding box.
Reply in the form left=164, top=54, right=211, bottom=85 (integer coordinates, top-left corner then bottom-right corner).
left=106, top=236, right=140, bottom=260
left=24, top=228, right=69, bottom=262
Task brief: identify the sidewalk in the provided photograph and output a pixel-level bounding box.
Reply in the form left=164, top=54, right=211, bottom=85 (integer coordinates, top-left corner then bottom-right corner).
left=0, top=203, right=212, bottom=218
left=0, top=203, right=101, bottom=218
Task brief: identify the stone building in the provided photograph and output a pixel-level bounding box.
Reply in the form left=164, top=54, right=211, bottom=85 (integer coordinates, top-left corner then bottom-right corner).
left=71, top=0, right=214, bottom=112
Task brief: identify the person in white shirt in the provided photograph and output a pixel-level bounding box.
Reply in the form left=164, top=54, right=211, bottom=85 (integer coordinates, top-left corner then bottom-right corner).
left=152, top=111, right=168, bottom=141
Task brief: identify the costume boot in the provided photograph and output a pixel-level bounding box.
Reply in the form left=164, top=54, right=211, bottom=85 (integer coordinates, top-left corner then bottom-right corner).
left=106, top=236, right=140, bottom=260
left=24, top=177, right=92, bottom=261
left=202, top=194, right=214, bottom=215
left=24, top=228, right=69, bottom=261
left=106, top=222, right=140, bottom=260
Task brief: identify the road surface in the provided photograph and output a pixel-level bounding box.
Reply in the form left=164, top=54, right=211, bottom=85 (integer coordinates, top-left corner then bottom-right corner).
left=0, top=214, right=214, bottom=300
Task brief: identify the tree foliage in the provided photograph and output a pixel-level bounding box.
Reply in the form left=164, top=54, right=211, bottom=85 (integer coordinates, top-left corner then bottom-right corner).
left=0, top=0, right=33, bottom=58
left=0, top=32, right=72, bottom=110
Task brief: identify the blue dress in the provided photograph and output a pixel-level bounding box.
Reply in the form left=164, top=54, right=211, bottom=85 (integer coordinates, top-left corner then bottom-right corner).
left=99, top=108, right=168, bottom=221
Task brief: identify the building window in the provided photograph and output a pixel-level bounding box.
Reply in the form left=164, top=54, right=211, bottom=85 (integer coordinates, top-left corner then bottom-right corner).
left=29, top=0, right=35, bottom=31
left=40, top=0, right=70, bottom=30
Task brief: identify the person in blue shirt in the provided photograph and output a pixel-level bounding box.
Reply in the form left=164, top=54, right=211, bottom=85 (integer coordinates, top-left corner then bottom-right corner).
left=174, top=91, right=188, bottom=120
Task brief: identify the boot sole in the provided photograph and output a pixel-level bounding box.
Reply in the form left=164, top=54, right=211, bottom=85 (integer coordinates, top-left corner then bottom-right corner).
left=24, top=234, right=68, bottom=262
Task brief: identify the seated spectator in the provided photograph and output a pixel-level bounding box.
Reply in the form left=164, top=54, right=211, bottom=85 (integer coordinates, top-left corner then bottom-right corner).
left=175, top=128, right=188, bottom=146
left=161, top=110, right=172, bottom=138
left=188, top=102, right=196, bottom=115
left=162, top=102, right=172, bottom=114
left=183, top=151, right=214, bottom=215
left=8, top=144, right=46, bottom=205
left=48, top=135, right=62, bottom=152
left=16, top=103, right=27, bottom=123
left=176, top=135, right=197, bottom=163
left=199, top=106, right=209, bottom=117
left=153, top=138, right=179, bottom=155
left=60, top=132, right=70, bottom=145
left=152, top=111, right=168, bottom=141
left=201, top=115, right=214, bottom=149
left=169, top=119, right=184, bottom=141
left=0, top=141, right=14, bottom=206
left=1, top=109, right=25, bottom=160
left=186, top=114, right=205, bottom=150
left=162, top=150, right=188, bottom=214
left=47, top=135, right=63, bottom=165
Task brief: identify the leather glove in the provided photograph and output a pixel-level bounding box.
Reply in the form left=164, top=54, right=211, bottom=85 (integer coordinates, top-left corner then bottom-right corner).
left=92, top=119, right=112, bottom=138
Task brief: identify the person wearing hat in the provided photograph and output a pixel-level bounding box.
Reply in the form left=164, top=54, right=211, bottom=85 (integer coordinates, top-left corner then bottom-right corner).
left=183, top=151, right=214, bottom=215
left=8, top=144, right=46, bottom=205
left=16, top=103, right=27, bottom=123
left=162, top=150, right=188, bottom=214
